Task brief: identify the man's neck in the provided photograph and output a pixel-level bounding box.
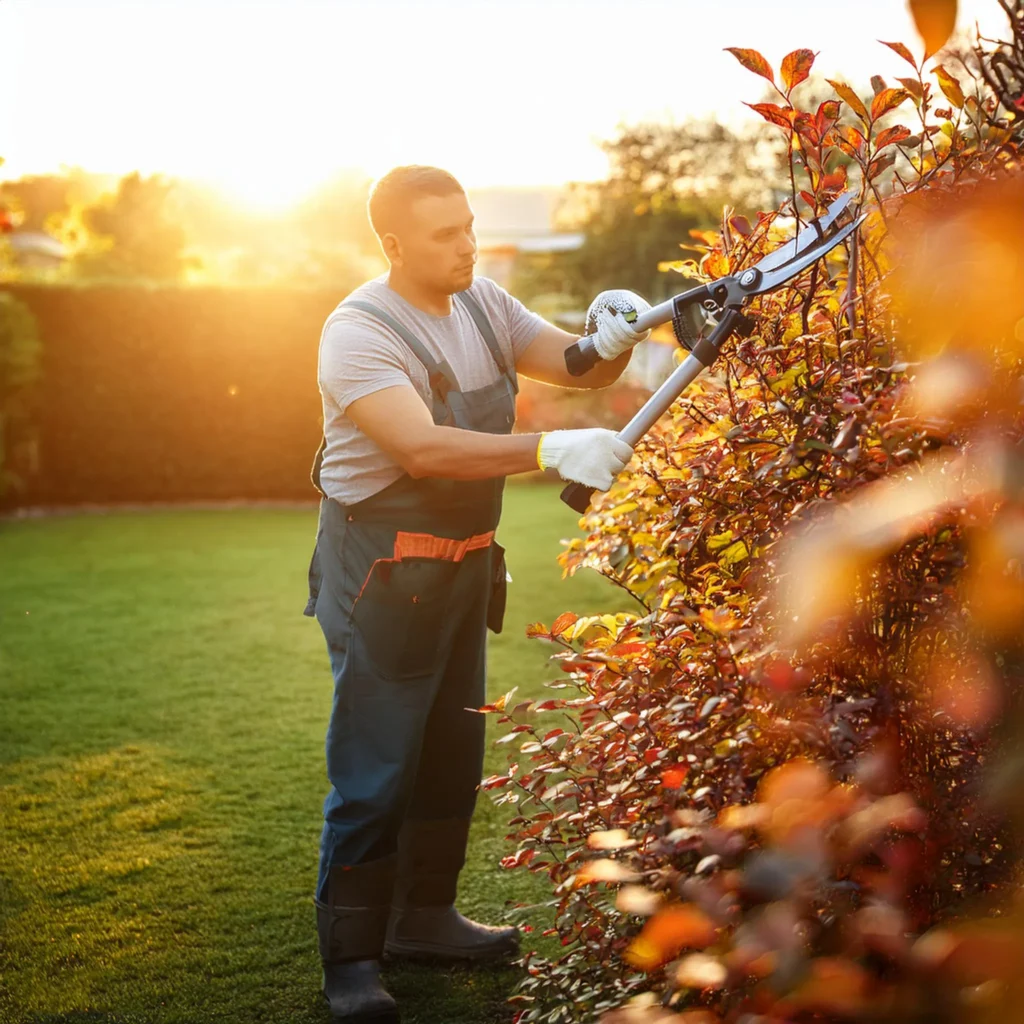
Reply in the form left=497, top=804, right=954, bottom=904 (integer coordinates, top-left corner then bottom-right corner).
left=386, top=270, right=453, bottom=317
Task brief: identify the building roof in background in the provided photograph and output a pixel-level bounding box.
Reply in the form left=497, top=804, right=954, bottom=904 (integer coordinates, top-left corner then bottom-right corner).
left=466, top=187, right=581, bottom=253
left=9, top=230, right=66, bottom=259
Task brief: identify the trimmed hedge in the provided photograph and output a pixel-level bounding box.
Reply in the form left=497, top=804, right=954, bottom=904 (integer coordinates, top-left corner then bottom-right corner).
left=1, top=284, right=340, bottom=508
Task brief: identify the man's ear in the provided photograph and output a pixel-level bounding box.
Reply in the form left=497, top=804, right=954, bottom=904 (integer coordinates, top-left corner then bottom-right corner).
left=380, top=232, right=402, bottom=267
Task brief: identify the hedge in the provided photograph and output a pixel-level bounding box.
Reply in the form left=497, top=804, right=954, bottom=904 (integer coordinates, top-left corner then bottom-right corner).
left=0, top=284, right=341, bottom=509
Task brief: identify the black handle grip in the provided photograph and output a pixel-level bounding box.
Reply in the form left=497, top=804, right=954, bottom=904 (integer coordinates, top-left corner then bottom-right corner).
left=564, top=336, right=601, bottom=377
left=561, top=481, right=596, bottom=513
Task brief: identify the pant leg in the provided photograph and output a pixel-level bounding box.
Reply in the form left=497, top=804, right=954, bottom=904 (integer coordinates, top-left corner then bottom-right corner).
left=316, top=635, right=446, bottom=902
left=313, top=506, right=472, bottom=903
left=403, top=549, right=490, bottom=823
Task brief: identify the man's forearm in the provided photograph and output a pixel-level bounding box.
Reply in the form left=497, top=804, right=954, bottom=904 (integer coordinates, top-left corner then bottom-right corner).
left=575, top=346, right=633, bottom=388
left=405, top=426, right=542, bottom=480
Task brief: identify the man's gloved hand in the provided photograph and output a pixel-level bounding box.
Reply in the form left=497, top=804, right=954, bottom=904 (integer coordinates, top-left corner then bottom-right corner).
left=587, top=289, right=652, bottom=361
left=537, top=428, right=635, bottom=490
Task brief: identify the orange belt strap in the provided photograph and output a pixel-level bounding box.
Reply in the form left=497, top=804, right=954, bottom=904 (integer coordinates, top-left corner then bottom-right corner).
left=393, top=530, right=494, bottom=562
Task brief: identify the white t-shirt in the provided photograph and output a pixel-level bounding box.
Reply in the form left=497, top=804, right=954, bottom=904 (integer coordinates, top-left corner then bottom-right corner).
left=317, top=274, right=545, bottom=505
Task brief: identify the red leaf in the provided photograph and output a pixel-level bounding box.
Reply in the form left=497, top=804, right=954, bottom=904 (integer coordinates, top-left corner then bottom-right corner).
left=826, top=78, right=870, bottom=123
left=728, top=214, right=752, bottom=236
left=875, top=124, right=913, bottom=150
left=879, top=39, right=919, bottom=69
left=781, top=48, right=816, bottom=91
left=867, top=149, right=898, bottom=179
left=744, top=101, right=793, bottom=129
left=661, top=766, right=690, bottom=789
left=724, top=47, right=775, bottom=85
left=871, top=87, right=910, bottom=120
left=820, top=164, right=849, bottom=192
left=815, top=99, right=841, bottom=137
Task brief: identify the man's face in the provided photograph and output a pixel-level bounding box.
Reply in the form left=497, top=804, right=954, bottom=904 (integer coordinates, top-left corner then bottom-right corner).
left=393, top=191, right=477, bottom=293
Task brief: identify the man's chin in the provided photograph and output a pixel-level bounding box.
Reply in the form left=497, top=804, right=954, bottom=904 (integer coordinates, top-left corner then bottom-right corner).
left=450, top=267, right=475, bottom=290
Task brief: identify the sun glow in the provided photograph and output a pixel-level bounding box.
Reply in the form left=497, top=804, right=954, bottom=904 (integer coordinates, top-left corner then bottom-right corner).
left=0, top=0, right=1012, bottom=199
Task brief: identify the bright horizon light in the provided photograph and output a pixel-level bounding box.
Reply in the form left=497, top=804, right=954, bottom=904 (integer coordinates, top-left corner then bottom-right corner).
left=0, top=0, right=1014, bottom=210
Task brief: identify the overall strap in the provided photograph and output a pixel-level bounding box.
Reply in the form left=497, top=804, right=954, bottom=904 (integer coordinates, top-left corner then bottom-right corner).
left=455, top=290, right=519, bottom=394
left=340, top=299, right=458, bottom=414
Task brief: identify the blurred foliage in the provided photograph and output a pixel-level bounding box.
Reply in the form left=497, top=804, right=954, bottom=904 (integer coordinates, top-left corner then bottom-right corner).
left=0, top=168, right=384, bottom=287
left=52, top=171, right=194, bottom=282
left=484, top=6, right=1024, bottom=1023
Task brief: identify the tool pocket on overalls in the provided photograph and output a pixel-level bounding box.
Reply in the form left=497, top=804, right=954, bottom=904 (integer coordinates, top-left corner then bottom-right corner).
left=487, top=541, right=508, bottom=635
left=353, top=558, right=459, bottom=680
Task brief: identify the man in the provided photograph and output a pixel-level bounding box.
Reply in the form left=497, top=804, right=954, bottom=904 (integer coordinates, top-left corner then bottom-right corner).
left=303, top=165, right=650, bottom=1023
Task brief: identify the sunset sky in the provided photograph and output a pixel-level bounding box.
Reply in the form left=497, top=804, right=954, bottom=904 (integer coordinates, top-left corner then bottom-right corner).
left=1, top=0, right=1012, bottom=208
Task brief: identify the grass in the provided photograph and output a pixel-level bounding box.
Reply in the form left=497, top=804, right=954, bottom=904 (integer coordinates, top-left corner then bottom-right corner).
left=0, top=482, right=625, bottom=1024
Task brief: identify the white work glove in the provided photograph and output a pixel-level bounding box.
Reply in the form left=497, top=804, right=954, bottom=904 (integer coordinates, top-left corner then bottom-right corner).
left=587, top=289, right=652, bottom=361
left=537, top=428, right=635, bottom=491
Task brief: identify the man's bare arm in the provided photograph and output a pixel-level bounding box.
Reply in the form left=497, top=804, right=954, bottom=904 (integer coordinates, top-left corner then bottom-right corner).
left=347, top=386, right=541, bottom=480
left=516, top=321, right=632, bottom=389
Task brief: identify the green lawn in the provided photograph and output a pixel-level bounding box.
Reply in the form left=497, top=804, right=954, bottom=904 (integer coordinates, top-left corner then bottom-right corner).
left=0, top=483, right=621, bottom=1024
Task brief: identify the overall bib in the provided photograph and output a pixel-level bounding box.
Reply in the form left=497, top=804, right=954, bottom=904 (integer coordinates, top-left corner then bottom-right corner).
left=304, top=290, right=516, bottom=907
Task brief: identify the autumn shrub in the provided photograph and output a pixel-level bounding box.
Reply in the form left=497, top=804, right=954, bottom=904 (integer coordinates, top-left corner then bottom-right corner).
left=484, top=11, right=1024, bottom=1023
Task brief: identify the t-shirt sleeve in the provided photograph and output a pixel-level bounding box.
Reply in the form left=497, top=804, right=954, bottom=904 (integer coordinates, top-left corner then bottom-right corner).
left=484, top=280, right=546, bottom=362
left=319, top=317, right=417, bottom=415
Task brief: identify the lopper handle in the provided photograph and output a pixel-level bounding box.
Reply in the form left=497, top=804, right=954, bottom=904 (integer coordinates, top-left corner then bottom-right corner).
left=560, top=481, right=596, bottom=513
left=562, top=283, right=712, bottom=377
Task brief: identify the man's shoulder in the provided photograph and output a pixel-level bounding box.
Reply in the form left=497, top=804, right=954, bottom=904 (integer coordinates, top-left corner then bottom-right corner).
left=322, top=278, right=394, bottom=336
left=464, top=275, right=507, bottom=305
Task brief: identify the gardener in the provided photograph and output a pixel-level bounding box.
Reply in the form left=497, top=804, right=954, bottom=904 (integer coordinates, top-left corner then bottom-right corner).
left=303, top=165, right=650, bottom=1023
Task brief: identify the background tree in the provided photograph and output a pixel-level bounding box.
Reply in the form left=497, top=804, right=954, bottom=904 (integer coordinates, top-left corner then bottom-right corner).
left=512, top=120, right=788, bottom=307
left=55, top=172, right=193, bottom=282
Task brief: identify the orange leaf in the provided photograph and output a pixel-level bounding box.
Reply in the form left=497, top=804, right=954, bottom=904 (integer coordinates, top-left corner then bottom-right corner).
left=624, top=904, right=719, bottom=971
left=879, top=39, right=918, bottom=69
left=783, top=957, right=869, bottom=1015
left=744, top=101, right=793, bottom=129
left=871, top=87, right=910, bottom=120
left=724, top=47, right=775, bottom=85
left=660, top=766, right=689, bottom=789
left=550, top=611, right=578, bottom=637
left=875, top=124, right=913, bottom=150
left=586, top=828, right=636, bottom=851
left=781, top=48, right=816, bottom=92
left=756, top=757, right=830, bottom=808
left=820, top=164, right=849, bottom=192
left=826, top=78, right=869, bottom=123
left=909, top=0, right=958, bottom=58
left=934, top=63, right=965, bottom=108
left=575, top=858, right=641, bottom=886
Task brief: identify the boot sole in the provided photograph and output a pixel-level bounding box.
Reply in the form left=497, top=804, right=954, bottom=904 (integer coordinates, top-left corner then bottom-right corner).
left=383, top=940, right=520, bottom=966
left=322, top=994, right=399, bottom=1024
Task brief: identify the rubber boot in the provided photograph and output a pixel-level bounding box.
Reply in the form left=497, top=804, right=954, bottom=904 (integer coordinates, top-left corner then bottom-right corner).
left=316, top=855, right=400, bottom=1023
left=384, top=817, right=520, bottom=963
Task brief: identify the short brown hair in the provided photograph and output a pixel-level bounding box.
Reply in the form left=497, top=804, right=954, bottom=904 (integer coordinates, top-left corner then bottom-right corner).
left=367, top=165, right=464, bottom=237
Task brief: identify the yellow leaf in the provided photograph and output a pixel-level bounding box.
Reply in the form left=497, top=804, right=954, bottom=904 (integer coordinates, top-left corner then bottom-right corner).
left=719, top=539, right=751, bottom=567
